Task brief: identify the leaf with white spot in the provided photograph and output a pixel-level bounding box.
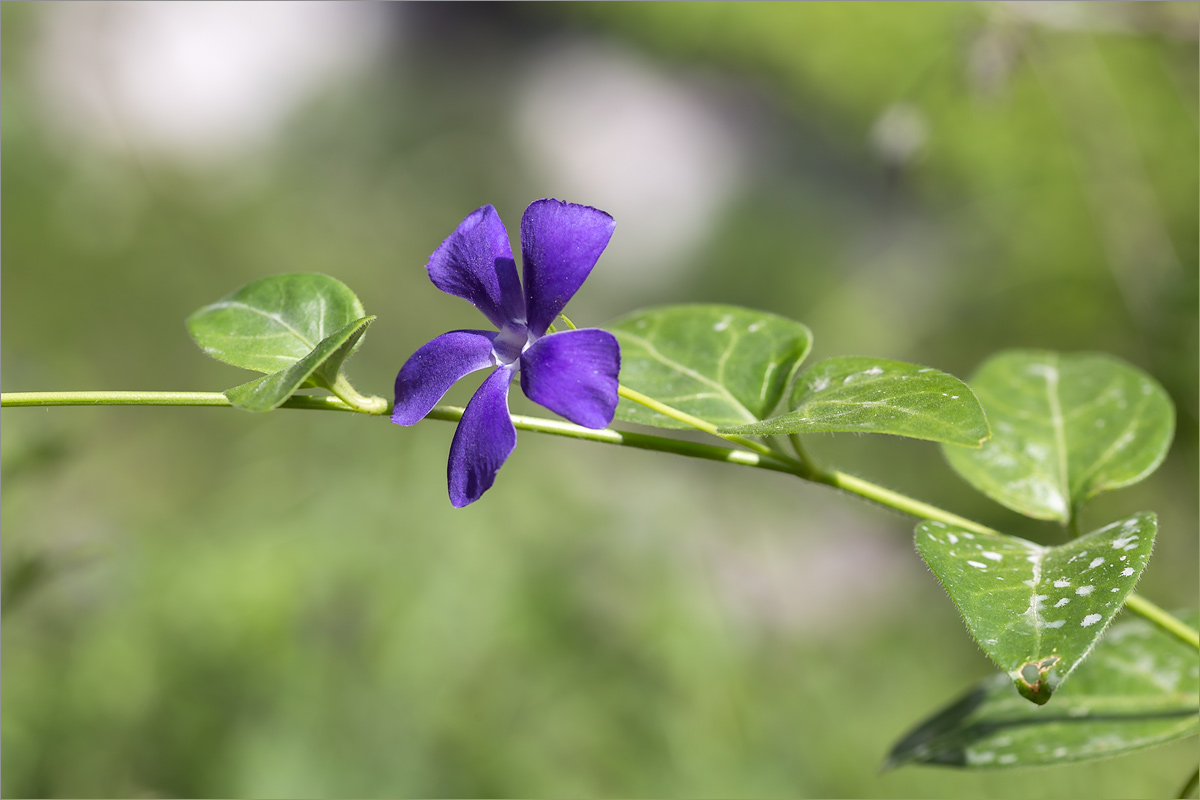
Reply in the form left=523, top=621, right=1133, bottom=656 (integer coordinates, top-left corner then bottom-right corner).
left=188, top=274, right=373, bottom=411
left=720, top=357, right=990, bottom=447
left=944, top=351, right=1174, bottom=522
left=606, top=305, right=812, bottom=429
left=886, top=613, right=1198, bottom=769
left=916, top=512, right=1157, bottom=704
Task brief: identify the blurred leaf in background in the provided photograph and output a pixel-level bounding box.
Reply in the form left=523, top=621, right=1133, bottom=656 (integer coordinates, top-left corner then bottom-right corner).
left=3, top=2, right=1196, bottom=798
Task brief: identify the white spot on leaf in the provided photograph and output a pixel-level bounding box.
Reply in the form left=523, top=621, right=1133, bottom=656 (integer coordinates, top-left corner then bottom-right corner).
left=1081, top=614, right=1102, bottom=627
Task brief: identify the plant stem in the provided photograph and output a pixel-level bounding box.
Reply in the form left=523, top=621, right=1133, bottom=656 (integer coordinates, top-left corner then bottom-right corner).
left=2, top=391, right=236, bottom=408
left=1124, top=594, right=1200, bottom=650
left=0, top=391, right=795, bottom=472
left=3, top=388, right=1195, bottom=651
left=812, top=469, right=998, bottom=536
left=327, top=375, right=389, bottom=414
left=609, top=387, right=1197, bottom=652
left=425, top=405, right=799, bottom=474
left=616, top=385, right=785, bottom=462
left=0, top=391, right=376, bottom=413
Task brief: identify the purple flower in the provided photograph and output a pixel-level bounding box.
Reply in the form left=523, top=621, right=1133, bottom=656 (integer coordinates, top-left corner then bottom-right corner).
left=392, top=199, right=621, bottom=507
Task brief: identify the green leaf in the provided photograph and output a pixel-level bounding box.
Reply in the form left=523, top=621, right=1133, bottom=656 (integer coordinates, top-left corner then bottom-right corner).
left=916, top=512, right=1156, bottom=704
left=187, top=273, right=367, bottom=381
left=944, top=351, right=1174, bottom=522
left=720, top=357, right=989, bottom=446
left=224, top=316, right=375, bottom=412
left=886, top=613, right=1199, bottom=769
left=606, top=304, right=812, bottom=429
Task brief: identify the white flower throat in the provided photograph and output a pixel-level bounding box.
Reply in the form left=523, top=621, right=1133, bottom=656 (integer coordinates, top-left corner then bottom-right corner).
left=492, top=320, right=532, bottom=366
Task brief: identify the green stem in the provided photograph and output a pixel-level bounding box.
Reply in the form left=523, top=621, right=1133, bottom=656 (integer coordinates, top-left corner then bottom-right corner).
left=3, top=388, right=1194, bottom=651
left=2, top=391, right=237, bottom=408
left=813, top=469, right=998, bottom=536
left=1124, top=594, right=1200, bottom=650
left=426, top=405, right=798, bottom=474
left=610, top=386, right=1196, bottom=652
left=327, top=375, right=389, bottom=414
left=0, top=390, right=382, bottom=413
left=0, top=391, right=795, bottom=472
left=616, top=385, right=786, bottom=463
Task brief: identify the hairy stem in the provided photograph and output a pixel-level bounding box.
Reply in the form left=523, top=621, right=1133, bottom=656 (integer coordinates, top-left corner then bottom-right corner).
left=327, top=375, right=389, bottom=414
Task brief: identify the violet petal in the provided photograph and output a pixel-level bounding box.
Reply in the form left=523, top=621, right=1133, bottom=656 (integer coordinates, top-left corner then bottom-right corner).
left=520, top=199, right=615, bottom=336
left=448, top=366, right=517, bottom=507
left=520, top=328, right=620, bottom=429
left=392, top=330, right=497, bottom=426
left=427, top=204, right=525, bottom=328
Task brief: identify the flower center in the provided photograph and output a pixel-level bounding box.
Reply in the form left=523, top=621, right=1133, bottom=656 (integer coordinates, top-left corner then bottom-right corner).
left=492, top=321, right=530, bottom=366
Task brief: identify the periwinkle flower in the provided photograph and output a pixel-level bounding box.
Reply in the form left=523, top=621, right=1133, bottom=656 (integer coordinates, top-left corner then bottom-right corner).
left=392, top=199, right=621, bottom=507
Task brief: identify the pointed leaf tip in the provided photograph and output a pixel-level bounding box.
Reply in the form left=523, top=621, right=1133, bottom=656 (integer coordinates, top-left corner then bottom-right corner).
left=721, top=356, right=990, bottom=446
left=887, top=613, right=1198, bottom=769
left=916, top=512, right=1157, bottom=704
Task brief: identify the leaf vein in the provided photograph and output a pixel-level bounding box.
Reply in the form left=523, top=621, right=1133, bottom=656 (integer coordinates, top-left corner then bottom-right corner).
left=620, top=332, right=756, bottom=423
left=205, top=301, right=316, bottom=350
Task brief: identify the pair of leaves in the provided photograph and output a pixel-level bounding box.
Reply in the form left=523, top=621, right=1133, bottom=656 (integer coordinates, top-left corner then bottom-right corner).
left=606, top=305, right=989, bottom=447
left=887, top=612, right=1198, bottom=769
left=943, top=351, right=1174, bottom=523
left=188, top=274, right=374, bottom=411
left=915, top=351, right=1176, bottom=705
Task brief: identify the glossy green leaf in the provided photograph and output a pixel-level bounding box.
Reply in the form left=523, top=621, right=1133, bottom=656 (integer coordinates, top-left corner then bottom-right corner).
left=606, top=304, right=812, bottom=429
left=944, top=351, right=1174, bottom=522
left=720, top=357, right=989, bottom=446
left=916, top=512, right=1156, bottom=704
left=886, top=613, right=1199, bottom=769
left=188, top=273, right=367, bottom=381
left=224, top=316, right=375, bottom=411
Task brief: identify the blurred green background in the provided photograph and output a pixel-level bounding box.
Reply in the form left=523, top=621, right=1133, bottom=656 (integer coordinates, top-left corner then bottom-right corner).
left=3, top=3, right=1197, bottom=797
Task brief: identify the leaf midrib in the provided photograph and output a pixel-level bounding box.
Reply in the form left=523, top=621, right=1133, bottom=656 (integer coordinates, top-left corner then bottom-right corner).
left=1017, top=540, right=1046, bottom=663
left=206, top=300, right=316, bottom=351
left=1068, top=392, right=1151, bottom=499
left=1040, top=355, right=1071, bottom=516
